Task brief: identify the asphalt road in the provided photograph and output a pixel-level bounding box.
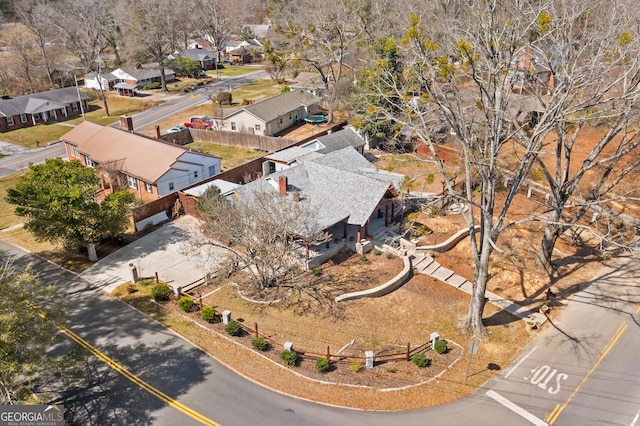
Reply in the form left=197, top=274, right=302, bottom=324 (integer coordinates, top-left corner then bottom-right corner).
left=484, top=255, right=640, bottom=425
left=122, top=70, right=270, bottom=132
left=0, top=69, right=270, bottom=178
left=0, top=143, right=66, bottom=177
left=3, top=236, right=640, bottom=425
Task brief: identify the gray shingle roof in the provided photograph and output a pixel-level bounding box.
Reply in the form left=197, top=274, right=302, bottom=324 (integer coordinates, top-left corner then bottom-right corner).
left=225, top=90, right=321, bottom=123
left=300, top=127, right=365, bottom=155
left=236, top=147, right=404, bottom=235
left=0, top=87, right=89, bottom=118
left=179, top=48, right=214, bottom=62
left=119, top=67, right=175, bottom=81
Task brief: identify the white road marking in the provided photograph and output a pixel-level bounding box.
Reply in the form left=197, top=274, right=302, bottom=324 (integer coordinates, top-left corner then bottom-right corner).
left=486, top=390, right=548, bottom=426
left=630, top=408, right=640, bottom=426
left=506, top=346, right=538, bottom=378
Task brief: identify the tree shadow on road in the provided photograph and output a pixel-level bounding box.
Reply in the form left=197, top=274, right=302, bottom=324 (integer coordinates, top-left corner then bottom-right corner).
left=54, top=341, right=214, bottom=425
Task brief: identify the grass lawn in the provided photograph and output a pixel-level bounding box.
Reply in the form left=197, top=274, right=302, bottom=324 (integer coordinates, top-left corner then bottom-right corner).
left=231, top=79, right=284, bottom=104
left=0, top=93, right=164, bottom=147
left=0, top=172, right=26, bottom=229
left=184, top=142, right=265, bottom=170
left=206, top=66, right=262, bottom=78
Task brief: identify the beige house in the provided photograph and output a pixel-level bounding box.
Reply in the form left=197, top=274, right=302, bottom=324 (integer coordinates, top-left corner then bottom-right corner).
left=62, top=120, right=221, bottom=202
left=219, top=90, right=322, bottom=136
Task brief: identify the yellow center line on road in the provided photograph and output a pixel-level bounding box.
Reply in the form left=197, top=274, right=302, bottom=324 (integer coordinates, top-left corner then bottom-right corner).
left=57, top=324, right=221, bottom=426
left=29, top=304, right=220, bottom=426
left=547, top=322, right=628, bottom=425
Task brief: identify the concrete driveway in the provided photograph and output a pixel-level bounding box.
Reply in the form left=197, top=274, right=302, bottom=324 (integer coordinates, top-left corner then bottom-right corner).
left=81, top=216, right=212, bottom=294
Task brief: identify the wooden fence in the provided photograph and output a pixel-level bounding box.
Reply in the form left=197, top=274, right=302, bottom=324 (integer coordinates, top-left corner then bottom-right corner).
left=191, top=128, right=297, bottom=151
left=182, top=288, right=434, bottom=366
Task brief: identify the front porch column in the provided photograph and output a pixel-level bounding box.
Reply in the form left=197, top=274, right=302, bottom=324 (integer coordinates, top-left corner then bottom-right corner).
left=391, top=202, right=396, bottom=223
left=343, top=222, right=347, bottom=238
left=357, top=225, right=362, bottom=242
left=305, top=243, right=309, bottom=259
left=385, top=204, right=389, bottom=226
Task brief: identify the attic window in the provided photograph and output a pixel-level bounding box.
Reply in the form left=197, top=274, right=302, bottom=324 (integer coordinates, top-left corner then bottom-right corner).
left=255, top=124, right=261, bottom=132
left=168, top=182, right=174, bottom=191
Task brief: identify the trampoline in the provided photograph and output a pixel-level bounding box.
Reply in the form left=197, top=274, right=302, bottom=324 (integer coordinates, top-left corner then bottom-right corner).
left=304, top=114, right=327, bottom=123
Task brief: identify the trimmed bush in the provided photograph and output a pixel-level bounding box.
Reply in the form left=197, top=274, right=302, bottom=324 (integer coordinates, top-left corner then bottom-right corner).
left=373, top=248, right=381, bottom=256
left=201, top=306, right=216, bottom=323
left=224, top=320, right=242, bottom=336
left=280, top=350, right=298, bottom=366
left=315, top=358, right=331, bottom=373
left=412, top=353, right=431, bottom=368
left=251, top=337, right=269, bottom=351
left=143, top=82, right=161, bottom=90
left=386, top=366, right=397, bottom=373
left=360, top=254, right=367, bottom=261
left=434, top=339, right=448, bottom=354
left=385, top=252, right=394, bottom=259
left=312, top=268, right=321, bottom=276
left=178, top=296, right=194, bottom=312
left=216, top=91, right=232, bottom=105
left=150, top=283, right=172, bottom=301
left=349, top=361, right=362, bottom=373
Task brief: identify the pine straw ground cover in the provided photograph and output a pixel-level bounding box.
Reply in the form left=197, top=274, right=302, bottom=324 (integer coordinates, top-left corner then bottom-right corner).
left=113, top=250, right=531, bottom=410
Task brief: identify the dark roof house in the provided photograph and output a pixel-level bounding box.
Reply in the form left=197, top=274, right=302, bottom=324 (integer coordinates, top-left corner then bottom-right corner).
left=0, top=87, right=89, bottom=132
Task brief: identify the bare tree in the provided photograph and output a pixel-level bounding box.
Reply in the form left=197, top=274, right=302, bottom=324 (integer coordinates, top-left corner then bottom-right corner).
left=268, top=0, right=366, bottom=122
left=13, top=0, right=56, bottom=87
left=190, top=0, right=242, bottom=65
left=50, top=0, right=118, bottom=116
left=193, top=186, right=329, bottom=292
left=117, top=0, right=184, bottom=92
left=360, top=0, right=640, bottom=336
left=521, top=1, right=640, bottom=271
left=6, top=26, right=40, bottom=93
left=363, top=1, right=552, bottom=336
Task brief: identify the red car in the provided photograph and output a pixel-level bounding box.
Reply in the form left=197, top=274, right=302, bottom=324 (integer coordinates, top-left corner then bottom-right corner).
left=184, top=115, right=213, bottom=129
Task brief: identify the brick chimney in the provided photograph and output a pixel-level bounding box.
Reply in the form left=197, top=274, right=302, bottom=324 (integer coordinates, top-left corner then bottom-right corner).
left=120, top=114, right=134, bottom=132
left=279, top=175, right=288, bottom=195
left=155, top=125, right=161, bottom=139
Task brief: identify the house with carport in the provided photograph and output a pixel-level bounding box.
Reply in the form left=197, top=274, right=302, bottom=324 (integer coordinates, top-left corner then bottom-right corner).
left=61, top=120, right=221, bottom=203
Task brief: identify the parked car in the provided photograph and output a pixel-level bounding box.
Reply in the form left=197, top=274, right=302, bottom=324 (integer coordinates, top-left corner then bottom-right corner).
left=184, top=115, right=213, bottom=129
left=167, top=125, right=187, bottom=133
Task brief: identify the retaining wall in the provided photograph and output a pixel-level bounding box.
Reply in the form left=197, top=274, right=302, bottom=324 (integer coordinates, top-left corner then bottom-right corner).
left=335, top=256, right=412, bottom=302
